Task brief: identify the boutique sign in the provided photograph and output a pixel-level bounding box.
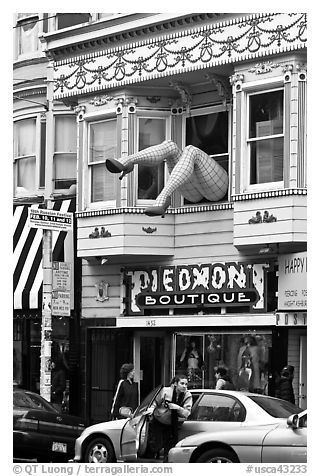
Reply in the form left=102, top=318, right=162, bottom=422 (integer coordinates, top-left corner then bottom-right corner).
left=123, top=262, right=269, bottom=315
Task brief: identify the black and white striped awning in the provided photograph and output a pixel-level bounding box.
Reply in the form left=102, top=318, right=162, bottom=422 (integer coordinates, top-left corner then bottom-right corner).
left=13, top=198, right=75, bottom=310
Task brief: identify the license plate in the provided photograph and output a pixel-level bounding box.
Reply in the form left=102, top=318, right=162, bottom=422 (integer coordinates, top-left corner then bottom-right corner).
left=52, top=442, right=67, bottom=453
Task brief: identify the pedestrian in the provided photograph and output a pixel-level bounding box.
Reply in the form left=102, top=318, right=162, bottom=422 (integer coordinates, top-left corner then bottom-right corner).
left=51, top=360, right=66, bottom=412
left=275, top=365, right=295, bottom=404
left=147, top=374, right=192, bottom=462
left=215, top=367, right=235, bottom=390
left=110, top=363, right=138, bottom=420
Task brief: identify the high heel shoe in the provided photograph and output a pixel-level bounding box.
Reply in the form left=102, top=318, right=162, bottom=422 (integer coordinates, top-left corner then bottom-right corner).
left=105, top=158, right=134, bottom=179
left=144, top=197, right=171, bottom=217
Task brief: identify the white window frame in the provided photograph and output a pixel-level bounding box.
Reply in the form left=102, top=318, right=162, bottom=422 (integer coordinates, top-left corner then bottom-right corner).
left=84, top=113, right=118, bottom=210
left=13, top=114, right=41, bottom=197
left=241, top=81, right=285, bottom=193
left=53, top=113, right=77, bottom=193
left=181, top=104, right=231, bottom=204
left=134, top=111, right=171, bottom=207
left=14, top=13, right=44, bottom=62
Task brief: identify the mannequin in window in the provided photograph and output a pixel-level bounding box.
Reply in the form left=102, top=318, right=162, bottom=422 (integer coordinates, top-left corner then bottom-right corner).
left=237, top=335, right=260, bottom=392
left=105, top=140, right=228, bottom=216
left=180, top=339, right=204, bottom=387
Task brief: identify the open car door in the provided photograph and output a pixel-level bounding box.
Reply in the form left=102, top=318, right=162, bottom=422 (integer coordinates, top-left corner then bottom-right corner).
left=120, top=385, right=163, bottom=461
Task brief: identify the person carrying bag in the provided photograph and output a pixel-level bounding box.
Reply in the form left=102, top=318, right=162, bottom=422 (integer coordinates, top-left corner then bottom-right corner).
left=147, top=374, right=192, bottom=462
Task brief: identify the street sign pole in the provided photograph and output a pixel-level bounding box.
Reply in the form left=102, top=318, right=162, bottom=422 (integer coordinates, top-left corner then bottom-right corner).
left=40, top=223, right=53, bottom=401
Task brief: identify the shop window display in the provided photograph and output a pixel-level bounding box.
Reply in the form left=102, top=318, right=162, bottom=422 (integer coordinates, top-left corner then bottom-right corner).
left=174, top=333, right=271, bottom=393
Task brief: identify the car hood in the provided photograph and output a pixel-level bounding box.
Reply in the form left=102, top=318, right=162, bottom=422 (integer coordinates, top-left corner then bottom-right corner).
left=176, top=422, right=281, bottom=447
left=81, top=418, right=128, bottom=436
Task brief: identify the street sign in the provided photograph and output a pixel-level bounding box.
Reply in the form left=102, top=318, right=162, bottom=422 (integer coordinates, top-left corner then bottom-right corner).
left=28, top=207, right=73, bottom=231
left=52, top=291, right=71, bottom=316
left=53, top=262, right=71, bottom=291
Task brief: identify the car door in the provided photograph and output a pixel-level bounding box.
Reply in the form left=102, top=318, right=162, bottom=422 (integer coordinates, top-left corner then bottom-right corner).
left=178, top=392, right=246, bottom=441
left=120, top=385, right=163, bottom=461
left=261, top=412, right=307, bottom=463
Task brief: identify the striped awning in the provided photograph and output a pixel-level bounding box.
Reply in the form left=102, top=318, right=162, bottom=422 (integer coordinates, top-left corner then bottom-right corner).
left=13, top=198, right=75, bottom=310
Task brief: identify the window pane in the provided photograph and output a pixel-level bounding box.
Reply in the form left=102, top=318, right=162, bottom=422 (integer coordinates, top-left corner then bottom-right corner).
left=16, top=119, right=36, bottom=157
left=192, top=394, right=240, bottom=422
left=17, top=156, right=36, bottom=191
left=57, top=13, right=90, bottom=29
left=175, top=333, right=271, bottom=393
left=89, top=120, right=117, bottom=163
left=54, top=153, right=76, bottom=190
left=91, top=163, right=116, bottom=202
left=249, top=90, right=283, bottom=139
left=186, top=112, right=228, bottom=156
left=18, top=18, right=39, bottom=55
left=55, top=116, right=77, bottom=152
left=138, top=118, right=166, bottom=200
left=250, top=138, right=284, bottom=184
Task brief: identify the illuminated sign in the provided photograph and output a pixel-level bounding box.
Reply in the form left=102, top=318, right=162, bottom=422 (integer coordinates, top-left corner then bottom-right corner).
left=123, top=262, right=269, bottom=315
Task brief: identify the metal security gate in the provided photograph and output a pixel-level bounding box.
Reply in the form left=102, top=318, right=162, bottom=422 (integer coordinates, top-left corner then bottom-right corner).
left=88, top=328, right=133, bottom=424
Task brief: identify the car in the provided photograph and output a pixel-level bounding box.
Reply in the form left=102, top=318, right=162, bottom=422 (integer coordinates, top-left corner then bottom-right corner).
left=168, top=409, right=307, bottom=463
left=13, top=388, right=85, bottom=462
left=73, top=386, right=306, bottom=463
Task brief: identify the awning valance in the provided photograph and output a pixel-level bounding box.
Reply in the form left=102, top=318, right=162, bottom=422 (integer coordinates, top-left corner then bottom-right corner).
left=13, top=198, right=75, bottom=310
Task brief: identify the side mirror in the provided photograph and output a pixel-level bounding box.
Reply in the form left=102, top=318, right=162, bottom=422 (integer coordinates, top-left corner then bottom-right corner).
left=119, top=406, right=133, bottom=418
left=287, top=414, right=299, bottom=429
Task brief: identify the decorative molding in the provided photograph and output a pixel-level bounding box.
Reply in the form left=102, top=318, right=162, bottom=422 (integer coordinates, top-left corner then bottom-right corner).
left=89, top=226, right=111, bottom=238
left=142, top=226, right=157, bottom=234
left=230, top=73, right=245, bottom=92
left=53, top=13, right=307, bottom=99
left=146, top=96, right=161, bottom=103
left=73, top=104, right=86, bottom=120
left=89, top=95, right=114, bottom=106
left=248, top=210, right=277, bottom=224
left=248, top=61, right=281, bottom=74
left=232, top=188, right=307, bottom=201
left=76, top=202, right=234, bottom=218
left=205, top=73, right=232, bottom=105
left=95, top=280, right=109, bottom=302
left=169, top=81, right=192, bottom=112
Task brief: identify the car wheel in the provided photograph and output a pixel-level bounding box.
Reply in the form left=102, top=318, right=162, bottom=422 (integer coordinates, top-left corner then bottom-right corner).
left=84, top=437, right=115, bottom=463
left=196, top=448, right=238, bottom=463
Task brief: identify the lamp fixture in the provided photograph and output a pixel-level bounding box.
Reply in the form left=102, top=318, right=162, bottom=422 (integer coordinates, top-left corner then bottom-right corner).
left=258, top=245, right=274, bottom=255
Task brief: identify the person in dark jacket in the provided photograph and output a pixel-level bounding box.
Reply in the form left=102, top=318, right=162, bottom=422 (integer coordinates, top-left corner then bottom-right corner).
left=215, top=367, right=235, bottom=390
left=110, top=363, right=138, bottom=420
left=51, top=361, right=66, bottom=412
left=275, top=365, right=295, bottom=404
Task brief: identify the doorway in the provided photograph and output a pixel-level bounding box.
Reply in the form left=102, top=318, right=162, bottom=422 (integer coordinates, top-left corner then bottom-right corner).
left=134, top=332, right=167, bottom=402
left=299, top=335, right=307, bottom=409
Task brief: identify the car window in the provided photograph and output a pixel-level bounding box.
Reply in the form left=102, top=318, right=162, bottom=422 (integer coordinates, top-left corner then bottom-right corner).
left=133, top=385, right=163, bottom=417
left=249, top=396, right=302, bottom=418
left=299, top=413, right=307, bottom=428
left=13, top=391, right=57, bottom=412
left=190, top=393, right=245, bottom=422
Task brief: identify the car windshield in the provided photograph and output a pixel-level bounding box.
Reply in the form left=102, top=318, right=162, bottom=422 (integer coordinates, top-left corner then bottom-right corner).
left=249, top=396, right=302, bottom=418
left=13, top=391, right=58, bottom=413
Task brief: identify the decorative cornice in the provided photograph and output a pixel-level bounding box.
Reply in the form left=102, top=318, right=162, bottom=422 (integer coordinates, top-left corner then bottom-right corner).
left=53, top=13, right=307, bottom=99
left=232, top=188, right=307, bottom=201
left=89, top=95, right=114, bottom=106
left=76, top=202, right=234, bottom=218
left=248, top=61, right=281, bottom=74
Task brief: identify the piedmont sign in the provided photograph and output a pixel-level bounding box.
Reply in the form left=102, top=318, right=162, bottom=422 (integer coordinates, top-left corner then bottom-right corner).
left=28, top=207, right=73, bottom=232
left=123, top=262, right=269, bottom=315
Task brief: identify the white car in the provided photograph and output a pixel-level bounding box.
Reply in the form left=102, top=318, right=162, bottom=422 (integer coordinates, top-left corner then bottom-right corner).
left=73, top=386, right=306, bottom=463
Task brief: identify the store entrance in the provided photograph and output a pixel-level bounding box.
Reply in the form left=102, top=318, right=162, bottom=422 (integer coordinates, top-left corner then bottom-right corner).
left=134, top=332, right=166, bottom=402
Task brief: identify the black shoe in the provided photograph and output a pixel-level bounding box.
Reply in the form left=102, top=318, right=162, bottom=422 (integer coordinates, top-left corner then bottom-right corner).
left=105, top=158, right=125, bottom=173
left=144, top=198, right=171, bottom=217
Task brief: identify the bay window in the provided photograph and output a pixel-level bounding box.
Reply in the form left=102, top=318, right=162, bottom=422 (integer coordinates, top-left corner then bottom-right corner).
left=16, top=14, right=40, bottom=58
left=247, top=89, right=284, bottom=186
left=54, top=115, right=77, bottom=191
left=89, top=119, right=117, bottom=204
left=14, top=118, right=37, bottom=195
left=136, top=116, right=167, bottom=202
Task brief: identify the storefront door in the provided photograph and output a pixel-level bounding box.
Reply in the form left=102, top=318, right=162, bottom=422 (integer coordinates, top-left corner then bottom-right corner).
left=134, top=332, right=166, bottom=402
left=299, top=336, right=307, bottom=409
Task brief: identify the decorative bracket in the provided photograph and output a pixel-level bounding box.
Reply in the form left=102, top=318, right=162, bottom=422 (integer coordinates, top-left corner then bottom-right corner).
left=205, top=73, right=232, bottom=106
left=169, top=81, right=192, bottom=113
left=248, top=210, right=277, bottom=224
left=142, top=226, right=157, bottom=234
left=95, top=280, right=109, bottom=302
left=89, top=227, right=111, bottom=238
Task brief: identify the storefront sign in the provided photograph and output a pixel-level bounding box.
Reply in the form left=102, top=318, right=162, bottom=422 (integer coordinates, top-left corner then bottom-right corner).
left=52, top=262, right=71, bottom=291
left=52, top=291, right=71, bottom=317
left=123, top=262, right=269, bottom=315
left=276, top=312, right=307, bottom=326
left=278, top=252, right=307, bottom=311
left=28, top=207, right=73, bottom=231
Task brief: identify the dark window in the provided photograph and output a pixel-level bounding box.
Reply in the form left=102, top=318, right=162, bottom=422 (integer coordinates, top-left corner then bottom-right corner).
left=57, top=13, right=90, bottom=29
left=249, top=395, right=302, bottom=418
